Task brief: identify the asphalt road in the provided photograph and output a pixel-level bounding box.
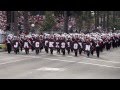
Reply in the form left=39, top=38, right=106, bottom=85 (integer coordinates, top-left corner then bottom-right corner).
left=0, top=48, right=120, bottom=79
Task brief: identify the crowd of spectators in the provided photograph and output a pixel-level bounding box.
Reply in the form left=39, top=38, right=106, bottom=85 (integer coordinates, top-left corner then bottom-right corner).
left=0, top=11, right=7, bottom=32
left=0, top=11, right=76, bottom=33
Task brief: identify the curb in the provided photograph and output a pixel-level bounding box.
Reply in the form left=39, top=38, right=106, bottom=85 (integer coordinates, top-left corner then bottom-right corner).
left=0, top=49, right=5, bottom=52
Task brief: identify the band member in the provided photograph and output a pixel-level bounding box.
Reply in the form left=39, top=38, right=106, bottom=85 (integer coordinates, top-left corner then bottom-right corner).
left=95, top=40, right=100, bottom=58
left=100, top=39, right=104, bottom=52
left=118, top=36, right=120, bottom=47
left=6, top=35, right=12, bottom=54
left=71, top=37, right=75, bottom=52
left=55, top=37, right=60, bottom=54
left=23, top=37, right=30, bottom=54
left=35, top=36, right=40, bottom=55
left=78, top=39, right=83, bottom=55
left=60, top=37, right=67, bottom=55
left=49, top=36, right=55, bottom=54
left=107, top=38, right=111, bottom=50
left=13, top=36, right=20, bottom=54
left=114, top=36, right=118, bottom=48
left=39, top=35, right=44, bottom=52
left=30, top=34, right=36, bottom=51
left=66, top=37, right=71, bottom=54
left=73, top=39, right=79, bottom=56
left=101, top=36, right=106, bottom=50
left=116, top=37, right=119, bottom=47
left=20, top=36, right=24, bottom=52
left=82, top=39, right=86, bottom=54
left=112, top=36, right=115, bottom=48
left=90, top=39, right=96, bottom=55
left=85, top=39, right=91, bottom=57
left=105, top=39, right=109, bottom=51
left=44, top=36, right=49, bottom=53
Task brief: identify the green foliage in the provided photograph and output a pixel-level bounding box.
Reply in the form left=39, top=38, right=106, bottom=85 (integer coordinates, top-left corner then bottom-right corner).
left=41, top=11, right=56, bottom=31
left=114, top=18, right=120, bottom=30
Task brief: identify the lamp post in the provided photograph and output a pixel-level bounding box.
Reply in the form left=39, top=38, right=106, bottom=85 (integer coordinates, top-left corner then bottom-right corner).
left=64, top=11, right=68, bottom=33
left=114, top=28, right=116, bottom=32
left=31, top=24, right=35, bottom=34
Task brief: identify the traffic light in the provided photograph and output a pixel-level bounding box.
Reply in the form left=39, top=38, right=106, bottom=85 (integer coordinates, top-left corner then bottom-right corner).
left=6, top=11, right=15, bottom=23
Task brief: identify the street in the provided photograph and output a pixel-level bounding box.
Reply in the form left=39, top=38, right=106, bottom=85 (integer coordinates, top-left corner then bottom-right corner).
left=0, top=48, right=120, bottom=79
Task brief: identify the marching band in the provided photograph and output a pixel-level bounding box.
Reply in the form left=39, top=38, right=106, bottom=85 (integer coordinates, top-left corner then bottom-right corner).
left=5, top=32, right=120, bottom=58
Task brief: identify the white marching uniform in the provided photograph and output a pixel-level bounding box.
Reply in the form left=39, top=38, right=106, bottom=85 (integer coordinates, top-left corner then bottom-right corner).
left=85, top=45, right=91, bottom=51
left=49, top=42, right=54, bottom=48
left=61, top=42, right=66, bottom=48
left=73, top=43, right=78, bottom=49
left=14, top=42, right=19, bottom=48
left=35, top=42, right=40, bottom=48
left=24, top=42, right=29, bottom=48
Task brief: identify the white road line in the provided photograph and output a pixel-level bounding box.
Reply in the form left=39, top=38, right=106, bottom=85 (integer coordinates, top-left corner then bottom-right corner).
left=44, top=58, right=76, bottom=62
left=39, top=57, right=120, bottom=69
left=20, top=55, right=120, bottom=69
left=13, top=53, right=120, bottom=64
left=39, top=53, right=120, bottom=64
left=78, top=62, right=120, bottom=69
left=0, top=52, right=120, bottom=69
left=53, top=53, right=120, bottom=64
left=55, top=54, right=74, bottom=57
left=0, top=58, right=32, bottom=65
left=25, top=53, right=120, bottom=64
left=0, top=57, right=17, bottom=60
left=82, top=57, right=120, bottom=64
left=54, top=54, right=120, bottom=64
left=36, top=67, right=65, bottom=71
left=1, top=51, right=120, bottom=63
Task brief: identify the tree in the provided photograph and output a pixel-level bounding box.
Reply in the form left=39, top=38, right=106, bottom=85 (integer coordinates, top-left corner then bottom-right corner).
left=86, top=11, right=92, bottom=33
left=94, top=11, right=100, bottom=31
left=74, top=11, right=83, bottom=33
left=106, top=11, right=110, bottom=32
left=112, top=11, right=116, bottom=32
left=14, top=11, right=18, bottom=36
left=64, top=11, right=69, bottom=33
left=41, top=11, right=56, bottom=32
left=23, top=11, right=29, bottom=34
